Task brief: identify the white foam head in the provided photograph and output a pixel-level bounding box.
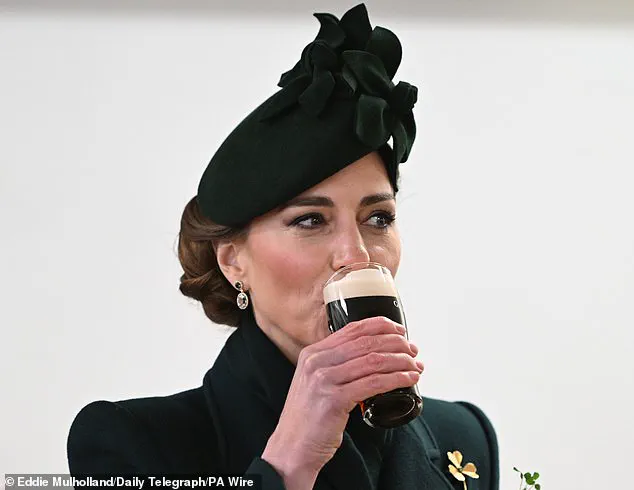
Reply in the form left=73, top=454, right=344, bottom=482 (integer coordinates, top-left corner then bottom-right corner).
left=323, top=268, right=398, bottom=304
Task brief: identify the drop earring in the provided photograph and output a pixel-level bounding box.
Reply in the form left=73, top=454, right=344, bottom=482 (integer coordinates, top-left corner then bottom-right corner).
left=235, top=281, right=249, bottom=310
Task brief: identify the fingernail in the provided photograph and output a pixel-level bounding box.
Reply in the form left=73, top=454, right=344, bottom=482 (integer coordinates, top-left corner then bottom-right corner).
left=415, top=360, right=425, bottom=372
left=409, top=342, right=418, bottom=355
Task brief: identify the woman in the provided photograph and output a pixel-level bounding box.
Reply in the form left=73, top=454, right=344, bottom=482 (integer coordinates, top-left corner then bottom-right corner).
left=68, top=4, right=499, bottom=490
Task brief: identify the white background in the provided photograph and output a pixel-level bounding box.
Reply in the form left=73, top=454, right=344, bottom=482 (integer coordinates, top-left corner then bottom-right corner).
left=1, top=1, right=633, bottom=488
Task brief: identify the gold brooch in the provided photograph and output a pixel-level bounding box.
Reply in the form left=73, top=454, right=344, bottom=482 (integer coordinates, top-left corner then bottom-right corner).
left=447, top=450, right=479, bottom=490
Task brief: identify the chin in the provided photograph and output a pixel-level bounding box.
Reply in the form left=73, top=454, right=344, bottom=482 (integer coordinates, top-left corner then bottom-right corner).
left=309, top=319, right=331, bottom=344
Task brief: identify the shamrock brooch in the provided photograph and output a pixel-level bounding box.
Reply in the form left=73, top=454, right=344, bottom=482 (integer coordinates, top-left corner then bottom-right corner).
left=447, top=450, right=479, bottom=490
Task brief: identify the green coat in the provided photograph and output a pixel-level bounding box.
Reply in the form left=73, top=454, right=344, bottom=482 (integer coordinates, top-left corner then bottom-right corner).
left=68, top=308, right=499, bottom=490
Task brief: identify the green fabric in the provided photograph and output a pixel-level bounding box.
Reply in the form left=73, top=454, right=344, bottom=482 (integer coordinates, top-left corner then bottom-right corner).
left=206, top=305, right=499, bottom=490
left=342, top=48, right=417, bottom=164
left=197, top=3, right=419, bottom=227
left=67, top=305, right=499, bottom=489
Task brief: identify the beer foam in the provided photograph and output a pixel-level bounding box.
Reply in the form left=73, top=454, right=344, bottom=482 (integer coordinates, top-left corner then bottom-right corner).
left=323, top=268, right=398, bottom=303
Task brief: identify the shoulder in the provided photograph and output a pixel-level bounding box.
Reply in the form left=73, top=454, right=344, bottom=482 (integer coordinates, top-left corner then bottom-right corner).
left=418, top=396, right=499, bottom=490
left=67, top=387, right=222, bottom=474
left=421, top=396, right=498, bottom=452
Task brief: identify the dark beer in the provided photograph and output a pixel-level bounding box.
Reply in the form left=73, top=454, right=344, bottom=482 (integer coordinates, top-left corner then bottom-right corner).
left=324, top=266, right=423, bottom=428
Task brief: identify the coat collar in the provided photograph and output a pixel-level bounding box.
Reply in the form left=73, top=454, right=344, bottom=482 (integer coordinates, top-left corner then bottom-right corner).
left=203, top=306, right=454, bottom=490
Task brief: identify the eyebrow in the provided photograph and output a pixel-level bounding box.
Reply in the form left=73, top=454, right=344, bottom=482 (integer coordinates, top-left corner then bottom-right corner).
left=279, top=192, right=395, bottom=210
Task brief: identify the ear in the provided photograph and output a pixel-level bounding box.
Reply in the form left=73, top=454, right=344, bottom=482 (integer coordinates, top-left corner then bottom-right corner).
left=215, top=240, right=249, bottom=288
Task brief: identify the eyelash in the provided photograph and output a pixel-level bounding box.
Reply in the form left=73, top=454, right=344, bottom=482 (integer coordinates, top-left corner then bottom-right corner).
left=290, top=211, right=397, bottom=230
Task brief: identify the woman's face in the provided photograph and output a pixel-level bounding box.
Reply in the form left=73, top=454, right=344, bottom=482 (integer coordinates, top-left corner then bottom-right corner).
left=231, top=152, right=401, bottom=359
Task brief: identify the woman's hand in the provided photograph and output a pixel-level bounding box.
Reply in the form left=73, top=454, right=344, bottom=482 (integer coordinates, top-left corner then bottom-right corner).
left=261, top=316, right=423, bottom=490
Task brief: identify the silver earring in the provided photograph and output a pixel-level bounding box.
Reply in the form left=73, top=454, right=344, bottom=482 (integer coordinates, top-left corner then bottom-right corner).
left=234, top=281, right=249, bottom=310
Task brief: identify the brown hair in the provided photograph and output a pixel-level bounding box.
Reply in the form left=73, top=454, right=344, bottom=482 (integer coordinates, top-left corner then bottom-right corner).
left=177, top=196, right=250, bottom=327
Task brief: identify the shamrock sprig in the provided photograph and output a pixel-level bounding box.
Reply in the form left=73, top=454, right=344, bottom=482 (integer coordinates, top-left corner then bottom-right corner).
left=513, top=467, right=541, bottom=490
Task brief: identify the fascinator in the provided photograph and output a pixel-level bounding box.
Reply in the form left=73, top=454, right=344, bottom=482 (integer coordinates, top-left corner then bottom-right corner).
left=197, top=4, right=418, bottom=226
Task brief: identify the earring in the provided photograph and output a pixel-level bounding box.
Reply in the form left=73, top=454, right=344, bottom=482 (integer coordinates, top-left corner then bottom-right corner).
left=234, top=281, right=249, bottom=310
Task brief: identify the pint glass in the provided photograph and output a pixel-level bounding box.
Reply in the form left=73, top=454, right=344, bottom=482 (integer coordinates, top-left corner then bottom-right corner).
left=323, top=262, right=423, bottom=428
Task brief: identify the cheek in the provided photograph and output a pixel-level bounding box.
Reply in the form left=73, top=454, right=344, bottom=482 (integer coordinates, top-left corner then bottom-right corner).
left=368, top=232, right=402, bottom=277
left=248, top=233, right=323, bottom=298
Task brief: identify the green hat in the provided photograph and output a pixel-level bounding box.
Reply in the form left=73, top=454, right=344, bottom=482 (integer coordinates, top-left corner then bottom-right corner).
left=197, top=3, right=418, bottom=227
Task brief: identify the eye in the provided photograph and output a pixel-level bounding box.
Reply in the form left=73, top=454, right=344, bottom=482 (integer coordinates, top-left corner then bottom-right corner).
left=367, top=211, right=397, bottom=229
left=291, top=213, right=325, bottom=229
left=289, top=211, right=396, bottom=230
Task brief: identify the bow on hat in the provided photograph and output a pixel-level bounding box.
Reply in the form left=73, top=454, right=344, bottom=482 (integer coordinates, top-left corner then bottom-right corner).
left=260, top=5, right=373, bottom=119
left=342, top=26, right=417, bottom=164
left=260, top=3, right=417, bottom=165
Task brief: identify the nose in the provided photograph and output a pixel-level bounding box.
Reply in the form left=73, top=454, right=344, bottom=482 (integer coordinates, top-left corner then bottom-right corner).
left=330, top=221, right=371, bottom=271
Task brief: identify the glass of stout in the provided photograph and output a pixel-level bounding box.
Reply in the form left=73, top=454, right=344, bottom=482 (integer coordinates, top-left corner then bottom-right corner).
left=323, top=262, right=423, bottom=428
